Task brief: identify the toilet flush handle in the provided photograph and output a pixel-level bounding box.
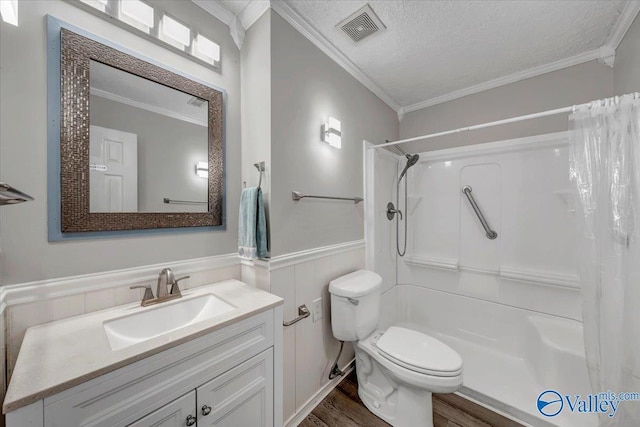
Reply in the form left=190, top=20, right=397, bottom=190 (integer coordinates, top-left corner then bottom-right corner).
left=347, top=297, right=359, bottom=306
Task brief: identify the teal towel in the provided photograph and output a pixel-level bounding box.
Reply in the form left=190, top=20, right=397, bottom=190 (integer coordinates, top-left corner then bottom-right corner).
left=238, top=187, right=267, bottom=259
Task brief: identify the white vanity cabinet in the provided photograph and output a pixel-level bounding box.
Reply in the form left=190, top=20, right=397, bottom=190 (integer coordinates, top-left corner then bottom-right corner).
left=128, top=391, right=196, bottom=427
left=128, top=348, right=273, bottom=427
left=6, top=306, right=282, bottom=427
left=196, top=348, right=273, bottom=427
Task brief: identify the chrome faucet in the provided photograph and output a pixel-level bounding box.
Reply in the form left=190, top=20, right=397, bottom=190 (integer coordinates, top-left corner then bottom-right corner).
left=131, top=268, right=190, bottom=307
left=156, top=268, right=174, bottom=298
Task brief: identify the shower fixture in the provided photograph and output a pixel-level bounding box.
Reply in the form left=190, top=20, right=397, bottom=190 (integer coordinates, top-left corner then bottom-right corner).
left=387, top=145, right=419, bottom=257
left=399, top=153, right=419, bottom=181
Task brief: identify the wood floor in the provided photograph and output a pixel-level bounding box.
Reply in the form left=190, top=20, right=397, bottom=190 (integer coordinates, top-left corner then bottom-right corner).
left=299, top=371, right=524, bottom=427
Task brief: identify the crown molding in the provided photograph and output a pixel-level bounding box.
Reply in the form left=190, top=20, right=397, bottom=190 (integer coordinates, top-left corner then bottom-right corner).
left=604, top=0, right=640, bottom=50
left=191, top=0, right=234, bottom=26
left=190, top=1, right=400, bottom=111
left=270, top=0, right=401, bottom=112
left=194, top=0, right=639, bottom=117
left=403, top=48, right=607, bottom=113
left=239, top=1, right=271, bottom=30
left=90, top=88, right=208, bottom=127
left=405, top=3, right=640, bottom=114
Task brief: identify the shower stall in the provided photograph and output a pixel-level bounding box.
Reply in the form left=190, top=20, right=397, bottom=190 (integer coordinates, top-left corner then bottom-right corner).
left=364, top=131, right=595, bottom=427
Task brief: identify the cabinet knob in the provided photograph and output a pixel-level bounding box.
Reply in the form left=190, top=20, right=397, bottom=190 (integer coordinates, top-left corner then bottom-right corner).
left=186, top=414, right=196, bottom=426
left=202, top=404, right=212, bottom=416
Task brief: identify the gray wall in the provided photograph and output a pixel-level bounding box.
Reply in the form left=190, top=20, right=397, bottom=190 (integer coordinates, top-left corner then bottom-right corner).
left=241, top=11, right=272, bottom=250
left=269, top=11, right=399, bottom=256
left=400, top=61, right=614, bottom=153
left=614, top=14, right=640, bottom=95
left=0, top=0, right=241, bottom=284
left=90, top=95, right=208, bottom=213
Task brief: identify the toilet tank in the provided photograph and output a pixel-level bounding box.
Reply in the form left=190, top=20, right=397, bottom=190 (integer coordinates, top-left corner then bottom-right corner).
left=329, top=270, right=382, bottom=341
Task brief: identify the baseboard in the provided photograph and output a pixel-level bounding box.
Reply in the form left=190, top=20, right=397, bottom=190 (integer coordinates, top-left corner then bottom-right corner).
left=284, top=359, right=355, bottom=427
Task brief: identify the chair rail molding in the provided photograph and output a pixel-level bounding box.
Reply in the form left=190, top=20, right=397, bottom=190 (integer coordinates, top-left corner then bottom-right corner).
left=0, top=239, right=367, bottom=309
left=0, top=253, right=240, bottom=308
left=268, top=240, right=366, bottom=271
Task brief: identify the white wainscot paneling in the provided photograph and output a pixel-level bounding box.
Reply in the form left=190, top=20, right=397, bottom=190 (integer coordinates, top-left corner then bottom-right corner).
left=243, top=241, right=365, bottom=426
left=269, top=266, right=296, bottom=421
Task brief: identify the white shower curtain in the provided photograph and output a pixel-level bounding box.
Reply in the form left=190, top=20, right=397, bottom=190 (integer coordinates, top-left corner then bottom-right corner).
left=569, top=93, right=640, bottom=426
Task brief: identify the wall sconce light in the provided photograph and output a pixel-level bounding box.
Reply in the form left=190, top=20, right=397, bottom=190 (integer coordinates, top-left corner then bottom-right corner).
left=322, top=116, right=341, bottom=149
left=0, top=0, right=18, bottom=26
left=195, top=161, right=208, bottom=178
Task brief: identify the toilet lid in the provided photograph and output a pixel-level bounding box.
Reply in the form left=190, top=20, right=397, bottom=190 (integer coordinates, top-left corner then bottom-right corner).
left=376, top=327, right=463, bottom=377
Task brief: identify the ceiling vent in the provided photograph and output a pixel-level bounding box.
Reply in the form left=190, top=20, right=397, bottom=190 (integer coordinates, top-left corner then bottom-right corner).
left=187, top=96, right=207, bottom=107
left=337, top=4, right=386, bottom=43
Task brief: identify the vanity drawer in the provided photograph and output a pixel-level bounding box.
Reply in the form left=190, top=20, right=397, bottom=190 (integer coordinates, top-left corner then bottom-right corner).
left=44, top=309, right=274, bottom=427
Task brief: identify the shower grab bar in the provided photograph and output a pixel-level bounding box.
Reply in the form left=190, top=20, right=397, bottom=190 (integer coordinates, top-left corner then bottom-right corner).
left=292, top=191, right=363, bottom=204
left=462, top=186, right=498, bottom=240
left=283, top=304, right=310, bottom=326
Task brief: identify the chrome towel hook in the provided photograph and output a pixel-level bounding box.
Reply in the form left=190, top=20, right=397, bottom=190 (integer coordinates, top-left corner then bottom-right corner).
left=254, top=161, right=265, bottom=189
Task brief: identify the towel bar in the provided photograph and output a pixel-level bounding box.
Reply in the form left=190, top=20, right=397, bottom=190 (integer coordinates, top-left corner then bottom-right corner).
left=292, top=191, right=363, bottom=204
left=163, top=198, right=207, bottom=205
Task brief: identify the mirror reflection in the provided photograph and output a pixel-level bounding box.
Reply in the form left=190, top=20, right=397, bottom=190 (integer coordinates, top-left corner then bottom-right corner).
left=89, top=60, right=208, bottom=213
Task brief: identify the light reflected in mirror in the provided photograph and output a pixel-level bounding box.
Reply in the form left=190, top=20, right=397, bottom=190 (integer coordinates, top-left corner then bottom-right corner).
left=89, top=60, right=208, bottom=213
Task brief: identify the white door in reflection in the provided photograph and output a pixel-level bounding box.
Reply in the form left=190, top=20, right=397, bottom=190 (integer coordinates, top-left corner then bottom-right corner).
left=89, top=125, right=138, bottom=212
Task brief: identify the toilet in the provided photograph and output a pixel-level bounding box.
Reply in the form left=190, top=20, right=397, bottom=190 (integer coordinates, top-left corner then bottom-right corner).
left=329, top=270, right=463, bottom=427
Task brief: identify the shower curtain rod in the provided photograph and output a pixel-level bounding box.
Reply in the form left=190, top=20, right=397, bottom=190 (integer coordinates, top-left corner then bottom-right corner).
left=375, top=92, right=640, bottom=150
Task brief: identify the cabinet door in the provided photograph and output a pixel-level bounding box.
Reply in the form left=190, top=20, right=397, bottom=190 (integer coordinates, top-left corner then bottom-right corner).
left=196, top=348, right=273, bottom=427
left=128, top=391, right=196, bottom=427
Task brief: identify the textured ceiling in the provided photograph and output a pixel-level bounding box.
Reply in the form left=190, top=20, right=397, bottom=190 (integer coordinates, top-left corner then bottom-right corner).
left=284, top=0, right=625, bottom=108
left=207, top=1, right=629, bottom=109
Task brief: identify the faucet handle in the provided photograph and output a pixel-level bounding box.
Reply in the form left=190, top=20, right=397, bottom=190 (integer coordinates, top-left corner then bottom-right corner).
left=130, top=284, right=154, bottom=303
left=170, top=276, right=190, bottom=296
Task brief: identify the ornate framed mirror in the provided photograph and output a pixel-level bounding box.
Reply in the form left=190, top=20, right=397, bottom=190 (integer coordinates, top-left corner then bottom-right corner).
left=47, top=17, right=225, bottom=240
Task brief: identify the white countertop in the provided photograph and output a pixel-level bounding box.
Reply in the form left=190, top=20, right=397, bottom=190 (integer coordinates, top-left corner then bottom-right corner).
left=3, top=280, right=283, bottom=413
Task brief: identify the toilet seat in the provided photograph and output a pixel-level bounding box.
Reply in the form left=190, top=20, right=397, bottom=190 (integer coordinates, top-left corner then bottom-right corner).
left=376, top=327, right=463, bottom=377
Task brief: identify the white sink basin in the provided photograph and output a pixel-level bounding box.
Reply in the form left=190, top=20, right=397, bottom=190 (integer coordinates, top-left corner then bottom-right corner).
left=103, top=294, right=235, bottom=351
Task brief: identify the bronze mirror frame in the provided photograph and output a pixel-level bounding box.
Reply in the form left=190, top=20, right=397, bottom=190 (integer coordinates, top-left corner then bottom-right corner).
left=58, top=27, right=224, bottom=234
